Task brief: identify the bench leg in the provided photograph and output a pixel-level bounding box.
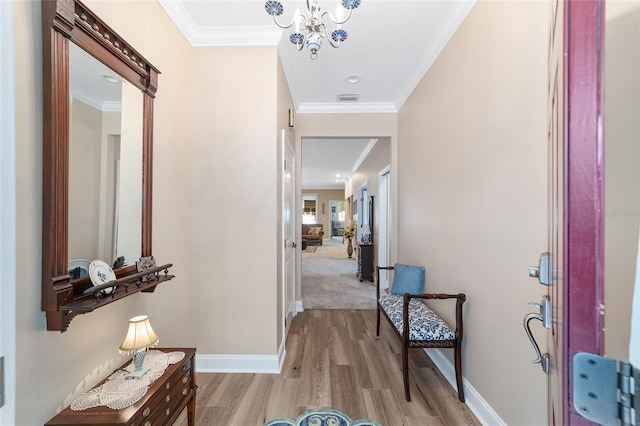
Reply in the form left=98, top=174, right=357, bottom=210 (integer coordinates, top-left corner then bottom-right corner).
left=376, top=306, right=381, bottom=336
left=454, top=341, right=465, bottom=402
left=403, top=343, right=411, bottom=402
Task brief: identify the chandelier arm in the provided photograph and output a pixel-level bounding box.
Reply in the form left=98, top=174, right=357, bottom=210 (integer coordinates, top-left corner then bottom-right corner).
left=270, top=12, right=305, bottom=30
left=321, top=7, right=353, bottom=26
left=323, top=25, right=342, bottom=49
left=326, top=37, right=341, bottom=48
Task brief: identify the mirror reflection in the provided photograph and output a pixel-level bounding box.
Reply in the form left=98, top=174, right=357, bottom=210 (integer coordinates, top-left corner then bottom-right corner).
left=68, top=43, right=143, bottom=274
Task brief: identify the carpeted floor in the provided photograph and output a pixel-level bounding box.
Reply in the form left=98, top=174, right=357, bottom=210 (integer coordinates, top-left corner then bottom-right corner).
left=301, top=238, right=377, bottom=309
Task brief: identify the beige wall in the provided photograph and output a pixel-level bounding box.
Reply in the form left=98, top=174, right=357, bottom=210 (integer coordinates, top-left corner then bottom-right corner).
left=346, top=139, right=390, bottom=202
left=191, top=45, right=281, bottom=355
left=14, top=1, right=194, bottom=423
left=301, top=188, right=345, bottom=237
left=604, top=0, right=640, bottom=360
left=397, top=1, right=548, bottom=424
left=69, top=100, right=102, bottom=261
left=98, top=111, right=120, bottom=262
left=346, top=138, right=391, bottom=252
left=115, top=81, right=143, bottom=265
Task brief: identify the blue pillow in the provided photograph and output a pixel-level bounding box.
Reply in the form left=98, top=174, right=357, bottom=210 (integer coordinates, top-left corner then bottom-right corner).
left=390, top=263, right=425, bottom=295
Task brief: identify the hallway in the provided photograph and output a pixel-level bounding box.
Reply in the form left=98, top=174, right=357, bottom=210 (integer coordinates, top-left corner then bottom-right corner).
left=301, top=238, right=377, bottom=309
left=186, top=309, right=480, bottom=426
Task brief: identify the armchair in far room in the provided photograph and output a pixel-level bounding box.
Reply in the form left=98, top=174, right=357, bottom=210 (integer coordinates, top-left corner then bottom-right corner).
left=301, top=223, right=324, bottom=245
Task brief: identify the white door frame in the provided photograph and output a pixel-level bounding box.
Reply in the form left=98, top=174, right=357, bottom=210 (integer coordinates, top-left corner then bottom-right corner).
left=378, top=166, right=391, bottom=289
left=0, top=1, right=17, bottom=422
left=281, top=130, right=296, bottom=339
left=356, top=182, right=368, bottom=238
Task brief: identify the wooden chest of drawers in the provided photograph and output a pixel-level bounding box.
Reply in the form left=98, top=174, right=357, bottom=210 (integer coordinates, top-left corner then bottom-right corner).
left=356, top=243, right=375, bottom=282
left=46, top=348, right=197, bottom=426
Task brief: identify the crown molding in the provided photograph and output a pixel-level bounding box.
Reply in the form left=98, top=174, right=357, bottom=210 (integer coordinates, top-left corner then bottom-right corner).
left=71, top=86, right=121, bottom=112
left=395, top=0, right=476, bottom=110
left=190, top=26, right=282, bottom=47
left=351, top=139, right=378, bottom=174
left=158, top=0, right=281, bottom=46
left=297, top=102, right=397, bottom=114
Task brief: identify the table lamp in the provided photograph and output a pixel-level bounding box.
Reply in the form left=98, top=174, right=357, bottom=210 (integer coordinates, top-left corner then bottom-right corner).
left=119, top=315, right=159, bottom=379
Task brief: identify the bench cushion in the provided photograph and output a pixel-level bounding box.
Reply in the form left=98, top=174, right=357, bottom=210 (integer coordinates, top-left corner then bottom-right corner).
left=379, top=294, right=455, bottom=341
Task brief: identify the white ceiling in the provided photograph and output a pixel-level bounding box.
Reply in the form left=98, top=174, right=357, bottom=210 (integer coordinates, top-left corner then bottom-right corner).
left=158, top=0, right=476, bottom=188
left=70, top=43, right=123, bottom=111
left=301, top=137, right=376, bottom=189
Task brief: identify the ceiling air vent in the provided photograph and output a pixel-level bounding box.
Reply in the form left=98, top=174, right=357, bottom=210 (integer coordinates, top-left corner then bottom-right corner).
left=337, top=94, right=360, bottom=102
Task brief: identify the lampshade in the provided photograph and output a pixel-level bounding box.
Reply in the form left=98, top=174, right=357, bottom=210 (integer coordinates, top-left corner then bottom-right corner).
left=361, top=224, right=371, bottom=235
left=119, top=315, right=159, bottom=355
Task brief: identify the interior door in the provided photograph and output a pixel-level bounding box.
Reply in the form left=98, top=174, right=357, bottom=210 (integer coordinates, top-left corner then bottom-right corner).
left=378, top=167, right=390, bottom=288
left=282, top=130, right=296, bottom=337
left=545, top=1, right=605, bottom=424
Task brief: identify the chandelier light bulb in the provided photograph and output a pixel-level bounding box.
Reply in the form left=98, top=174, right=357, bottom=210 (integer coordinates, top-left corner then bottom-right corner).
left=264, top=0, right=361, bottom=60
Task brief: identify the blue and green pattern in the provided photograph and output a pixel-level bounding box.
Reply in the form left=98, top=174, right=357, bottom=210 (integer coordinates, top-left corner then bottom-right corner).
left=263, top=408, right=381, bottom=426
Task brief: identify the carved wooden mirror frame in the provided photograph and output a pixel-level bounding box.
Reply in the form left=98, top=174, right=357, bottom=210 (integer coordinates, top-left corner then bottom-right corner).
left=42, top=0, right=172, bottom=332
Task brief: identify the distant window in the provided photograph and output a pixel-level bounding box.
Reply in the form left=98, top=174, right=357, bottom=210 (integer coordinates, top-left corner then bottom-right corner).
left=302, top=194, right=317, bottom=224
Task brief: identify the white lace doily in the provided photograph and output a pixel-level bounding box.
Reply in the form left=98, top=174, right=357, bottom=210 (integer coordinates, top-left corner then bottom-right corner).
left=70, top=350, right=185, bottom=411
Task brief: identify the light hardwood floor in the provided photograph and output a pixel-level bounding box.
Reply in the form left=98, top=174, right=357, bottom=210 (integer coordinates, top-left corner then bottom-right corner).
left=176, top=309, right=480, bottom=426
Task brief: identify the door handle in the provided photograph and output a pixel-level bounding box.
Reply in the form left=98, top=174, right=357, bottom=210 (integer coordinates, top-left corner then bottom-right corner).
left=528, top=295, right=552, bottom=329
left=292, top=241, right=297, bottom=248
left=529, top=252, right=550, bottom=285
left=523, top=312, right=551, bottom=374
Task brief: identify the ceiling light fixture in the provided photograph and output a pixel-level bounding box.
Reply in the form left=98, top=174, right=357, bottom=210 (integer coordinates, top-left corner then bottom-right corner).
left=345, top=75, right=361, bottom=84
left=101, top=74, right=120, bottom=84
left=264, top=0, right=361, bottom=60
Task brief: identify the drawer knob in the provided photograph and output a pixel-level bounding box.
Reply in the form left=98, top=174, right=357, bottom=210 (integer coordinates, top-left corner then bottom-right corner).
left=182, top=388, right=188, bottom=396
left=182, top=365, right=188, bottom=372
left=182, top=376, right=188, bottom=384
left=144, top=422, right=151, bottom=426
left=166, top=408, right=171, bottom=416
left=165, top=395, right=171, bottom=402
left=143, top=407, right=151, bottom=417
left=165, top=382, right=170, bottom=390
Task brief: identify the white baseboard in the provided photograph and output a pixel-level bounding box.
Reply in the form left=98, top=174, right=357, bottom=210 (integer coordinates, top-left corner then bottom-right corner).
left=296, top=300, right=304, bottom=312
left=424, top=349, right=506, bottom=426
left=197, top=347, right=285, bottom=374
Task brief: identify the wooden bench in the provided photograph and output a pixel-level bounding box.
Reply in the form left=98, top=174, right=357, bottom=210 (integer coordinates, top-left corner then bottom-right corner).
left=376, top=266, right=466, bottom=402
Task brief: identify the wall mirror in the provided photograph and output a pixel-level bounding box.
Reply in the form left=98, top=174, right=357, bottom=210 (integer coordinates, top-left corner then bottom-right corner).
left=42, top=0, right=173, bottom=332
left=68, top=42, right=143, bottom=268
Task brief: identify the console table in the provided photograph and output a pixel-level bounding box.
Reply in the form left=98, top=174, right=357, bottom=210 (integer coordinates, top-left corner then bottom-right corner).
left=46, top=347, right=197, bottom=426
left=356, top=243, right=375, bottom=282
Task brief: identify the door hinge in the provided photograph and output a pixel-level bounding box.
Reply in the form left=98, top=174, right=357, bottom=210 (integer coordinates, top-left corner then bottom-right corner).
left=573, top=352, right=639, bottom=425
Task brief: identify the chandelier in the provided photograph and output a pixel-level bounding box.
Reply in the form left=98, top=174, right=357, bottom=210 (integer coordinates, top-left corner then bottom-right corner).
left=264, top=0, right=361, bottom=60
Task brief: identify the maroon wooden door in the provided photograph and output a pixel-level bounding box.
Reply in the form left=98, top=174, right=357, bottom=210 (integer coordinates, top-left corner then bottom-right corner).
left=548, top=1, right=605, bottom=424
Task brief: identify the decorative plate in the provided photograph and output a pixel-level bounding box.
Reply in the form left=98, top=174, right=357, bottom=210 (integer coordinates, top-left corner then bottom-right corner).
left=89, top=260, right=116, bottom=294
left=68, top=259, right=91, bottom=280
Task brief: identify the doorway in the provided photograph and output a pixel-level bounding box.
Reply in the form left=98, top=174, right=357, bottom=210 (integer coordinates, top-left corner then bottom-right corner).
left=329, top=200, right=345, bottom=240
